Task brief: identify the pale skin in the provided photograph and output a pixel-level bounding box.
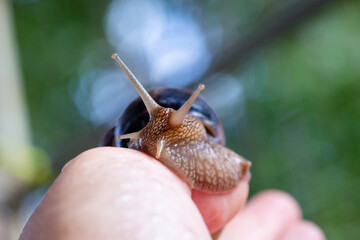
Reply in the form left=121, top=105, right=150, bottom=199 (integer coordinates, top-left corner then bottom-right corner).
left=19, top=147, right=325, bottom=240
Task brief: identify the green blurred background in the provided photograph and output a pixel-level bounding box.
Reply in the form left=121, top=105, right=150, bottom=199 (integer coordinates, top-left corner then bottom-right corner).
left=0, top=0, right=359, bottom=239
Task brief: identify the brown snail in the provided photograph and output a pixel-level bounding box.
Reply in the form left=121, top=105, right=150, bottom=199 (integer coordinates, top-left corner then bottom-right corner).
left=100, top=53, right=251, bottom=193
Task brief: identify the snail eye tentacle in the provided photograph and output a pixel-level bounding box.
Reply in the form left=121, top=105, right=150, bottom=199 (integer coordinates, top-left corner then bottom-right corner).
left=112, top=53, right=160, bottom=115
left=170, top=84, right=205, bottom=127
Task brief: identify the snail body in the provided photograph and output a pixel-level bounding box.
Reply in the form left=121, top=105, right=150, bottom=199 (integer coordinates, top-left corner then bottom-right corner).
left=100, top=54, right=251, bottom=193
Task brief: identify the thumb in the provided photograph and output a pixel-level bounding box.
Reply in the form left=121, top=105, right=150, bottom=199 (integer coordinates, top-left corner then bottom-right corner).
left=20, top=147, right=211, bottom=240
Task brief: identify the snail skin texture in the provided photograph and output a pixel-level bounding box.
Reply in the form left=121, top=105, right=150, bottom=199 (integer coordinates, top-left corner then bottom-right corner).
left=101, top=54, right=251, bottom=193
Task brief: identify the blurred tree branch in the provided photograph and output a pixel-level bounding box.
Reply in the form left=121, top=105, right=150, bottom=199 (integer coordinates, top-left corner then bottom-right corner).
left=195, top=0, right=338, bottom=86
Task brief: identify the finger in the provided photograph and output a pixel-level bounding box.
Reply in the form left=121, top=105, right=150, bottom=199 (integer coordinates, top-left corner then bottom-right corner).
left=219, top=190, right=302, bottom=240
left=281, top=221, right=326, bottom=240
left=20, top=147, right=211, bottom=240
left=191, top=180, right=249, bottom=233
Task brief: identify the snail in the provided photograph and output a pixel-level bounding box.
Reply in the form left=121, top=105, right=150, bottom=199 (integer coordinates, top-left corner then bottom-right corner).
left=99, top=54, right=251, bottom=193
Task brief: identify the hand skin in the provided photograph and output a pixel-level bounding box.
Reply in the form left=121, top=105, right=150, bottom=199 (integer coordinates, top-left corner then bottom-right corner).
left=19, top=147, right=325, bottom=240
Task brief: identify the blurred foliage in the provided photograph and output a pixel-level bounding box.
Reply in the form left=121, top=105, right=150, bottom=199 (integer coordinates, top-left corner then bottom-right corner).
left=10, top=0, right=360, bottom=239
left=0, top=138, right=51, bottom=184
left=227, top=3, right=360, bottom=238
left=13, top=0, right=113, bottom=165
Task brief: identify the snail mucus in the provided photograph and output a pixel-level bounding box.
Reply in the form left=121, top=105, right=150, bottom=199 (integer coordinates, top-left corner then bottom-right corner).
left=100, top=54, right=251, bottom=193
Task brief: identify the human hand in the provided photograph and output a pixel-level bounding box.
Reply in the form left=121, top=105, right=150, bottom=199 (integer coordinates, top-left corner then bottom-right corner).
left=19, top=147, right=325, bottom=240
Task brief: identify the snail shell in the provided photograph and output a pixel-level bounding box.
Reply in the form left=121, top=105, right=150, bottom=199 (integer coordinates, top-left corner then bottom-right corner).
left=100, top=88, right=224, bottom=148
left=100, top=54, right=251, bottom=193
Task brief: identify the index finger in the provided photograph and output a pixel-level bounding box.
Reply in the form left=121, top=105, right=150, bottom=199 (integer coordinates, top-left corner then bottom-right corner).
left=192, top=179, right=249, bottom=233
